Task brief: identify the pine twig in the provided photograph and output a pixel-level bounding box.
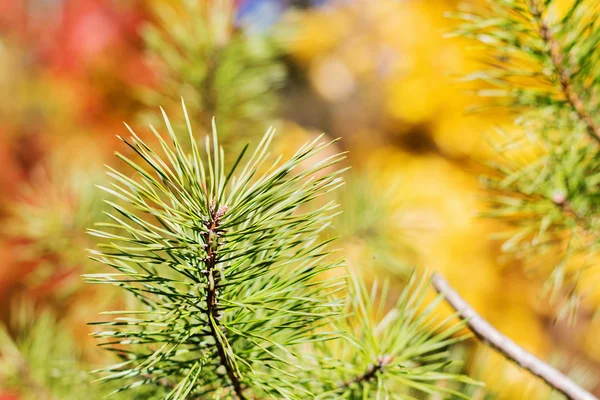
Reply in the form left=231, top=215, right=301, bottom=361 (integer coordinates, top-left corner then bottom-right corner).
left=431, top=273, right=597, bottom=400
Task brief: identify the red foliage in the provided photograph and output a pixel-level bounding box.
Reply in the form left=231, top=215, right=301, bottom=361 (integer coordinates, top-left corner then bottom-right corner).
left=0, top=0, right=156, bottom=310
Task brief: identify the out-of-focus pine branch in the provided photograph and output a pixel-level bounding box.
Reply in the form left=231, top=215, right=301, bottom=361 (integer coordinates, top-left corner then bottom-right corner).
left=0, top=303, right=117, bottom=400
left=453, top=0, right=600, bottom=318
left=138, top=0, right=286, bottom=151
left=2, top=153, right=110, bottom=307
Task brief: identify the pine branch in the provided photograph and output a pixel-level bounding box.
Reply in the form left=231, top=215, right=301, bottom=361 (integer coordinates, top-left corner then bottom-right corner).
left=87, top=101, right=347, bottom=399
left=139, top=0, right=285, bottom=149
left=431, top=272, right=597, bottom=400
left=310, top=271, right=481, bottom=399
left=85, top=101, right=479, bottom=398
left=529, top=0, right=600, bottom=144
left=453, top=0, right=600, bottom=316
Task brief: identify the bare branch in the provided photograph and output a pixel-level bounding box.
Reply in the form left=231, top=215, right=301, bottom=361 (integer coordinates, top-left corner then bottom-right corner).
left=431, top=272, right=597, bottom=400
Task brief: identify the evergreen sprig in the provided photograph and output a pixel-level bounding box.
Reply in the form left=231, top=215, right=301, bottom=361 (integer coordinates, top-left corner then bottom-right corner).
left=140, top=0, right=285, bottom=148
left=86, top=100, right=346, bottom=399
left=453, top=0, right=600, bottom=314
left=0, top=304, right=100, bottom=400
left=307, top=272, right=479, bottom=399
left=84, top=101, right=477, bottom=399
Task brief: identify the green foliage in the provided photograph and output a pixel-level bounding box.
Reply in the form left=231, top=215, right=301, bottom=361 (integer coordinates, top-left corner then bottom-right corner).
left=306, top=272, right=480, bottom=399
left=453, top=0, right=600, bottom=314
left=87, top=100, right=345, bottom=398
left=5, top=158, right=105, bottom=260
left=139, top=0, right=286, bottom=149
left=2, top=156, right=109, bottom=304
left=85, top=102, right=476, bottom=399
left=0, top=303, right=164, bottom=400
left=0, top=304, right=101, bottom=400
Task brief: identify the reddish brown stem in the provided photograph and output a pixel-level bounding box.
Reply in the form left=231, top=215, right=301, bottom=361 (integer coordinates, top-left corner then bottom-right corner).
left=203, top=203, right=247, bottom=400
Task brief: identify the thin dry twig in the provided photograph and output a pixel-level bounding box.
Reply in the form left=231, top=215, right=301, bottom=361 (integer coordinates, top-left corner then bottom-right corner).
left=431, top=272, right=597, bottom=400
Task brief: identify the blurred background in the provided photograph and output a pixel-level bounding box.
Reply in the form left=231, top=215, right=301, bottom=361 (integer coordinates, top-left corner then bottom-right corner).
left=0, top=0, right=599, bottom=398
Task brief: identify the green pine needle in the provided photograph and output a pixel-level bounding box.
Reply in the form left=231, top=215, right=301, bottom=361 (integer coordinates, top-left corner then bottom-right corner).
left=305, top=270, right=481, bottom=399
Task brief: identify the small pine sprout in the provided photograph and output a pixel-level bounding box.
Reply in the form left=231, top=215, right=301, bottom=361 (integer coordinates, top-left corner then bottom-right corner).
left=86, top=100, right=347, bottom=399
left=305, top=271, right=480, bottom=399
left=454, top=0, right=600, bottom=318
